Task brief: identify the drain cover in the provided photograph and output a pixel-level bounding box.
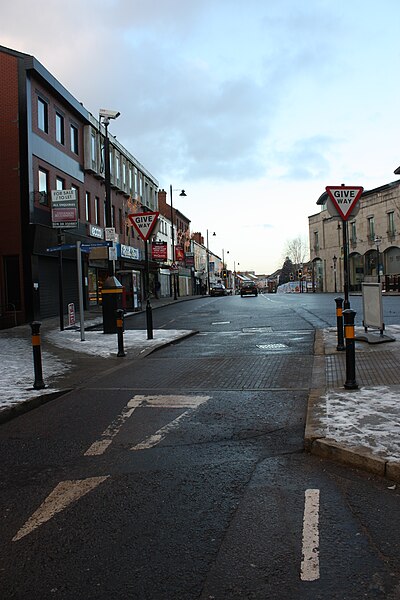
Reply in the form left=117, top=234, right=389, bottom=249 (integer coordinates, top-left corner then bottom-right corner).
left=256, top=343, right=287, bottom=349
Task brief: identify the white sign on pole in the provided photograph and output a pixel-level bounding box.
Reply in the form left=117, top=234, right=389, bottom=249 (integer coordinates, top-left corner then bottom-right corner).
left=128, top=211, right=159, bottom=241
left=105, top=227, right=116, bottom=241
left=325, top=186, right=364, bottom=221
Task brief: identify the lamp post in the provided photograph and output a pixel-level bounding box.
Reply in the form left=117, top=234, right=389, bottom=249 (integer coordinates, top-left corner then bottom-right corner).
left=333, top=255, right=337, bottom=293
left=169, top=185, right=186, bottom=300
left=374, top=236, right=382, bottom=283
left=99, top=109, right=120, bottom=277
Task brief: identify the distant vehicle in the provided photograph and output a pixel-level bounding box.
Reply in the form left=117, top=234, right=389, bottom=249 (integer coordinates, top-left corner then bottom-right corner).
left=210, top=283, right=227, bottom=297
left=240, top=282, right=258, bottom=297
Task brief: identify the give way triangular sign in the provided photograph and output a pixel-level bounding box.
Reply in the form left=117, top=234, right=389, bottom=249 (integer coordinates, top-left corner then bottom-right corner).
left=128, top=211, right=159, bottom=241
left=325, top=186, right=364, bottom=221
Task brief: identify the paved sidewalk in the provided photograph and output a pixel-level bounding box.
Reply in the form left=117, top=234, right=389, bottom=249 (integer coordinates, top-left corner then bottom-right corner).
left=305, top=325, right=400, bottom=483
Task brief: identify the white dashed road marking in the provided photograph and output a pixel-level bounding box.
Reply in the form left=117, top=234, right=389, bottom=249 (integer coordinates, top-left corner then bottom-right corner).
left=300, top=488, right=320, bottom=581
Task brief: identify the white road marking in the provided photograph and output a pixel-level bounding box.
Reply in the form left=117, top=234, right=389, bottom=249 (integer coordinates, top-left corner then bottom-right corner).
left=131, top=411, right=189, bottom=450
left=12, top=476, right=109, bottom=542
left=211, top=321, right=231, bottom=325
left=84, top=397, right=145, bottom=456
left=85, top=395, right=210, bottom=456
left=300, top=488, right=320, bottom=581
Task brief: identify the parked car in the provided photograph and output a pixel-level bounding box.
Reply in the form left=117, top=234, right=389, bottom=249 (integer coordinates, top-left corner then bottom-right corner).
left=210, top=283, right=227, bottom=297
left=240, top=282, right=258, bottom=297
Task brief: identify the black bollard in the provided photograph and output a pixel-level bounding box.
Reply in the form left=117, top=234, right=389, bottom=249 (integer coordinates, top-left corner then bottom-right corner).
left=335, top=297, right=345, bottom=351
left=343, top=309, right=358, bottom=390
left=116, top=309, right=126, bottom=357
left=30, top=321, right=45, bottom=390
left=146, top=299, right=153, bottom=340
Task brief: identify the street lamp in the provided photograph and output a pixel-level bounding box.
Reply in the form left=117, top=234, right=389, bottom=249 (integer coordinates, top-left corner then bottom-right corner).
left=332, top=255, right=337, bottom=293
left=169, top=185, right=187, bottom=300
left=374, top=236, right=382, bottom=284
left=99, top=108, right=120, bottom=277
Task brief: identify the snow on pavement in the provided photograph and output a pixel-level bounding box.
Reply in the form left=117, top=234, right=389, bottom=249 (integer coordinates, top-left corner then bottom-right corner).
left=320, top=386, right=400, bottom=460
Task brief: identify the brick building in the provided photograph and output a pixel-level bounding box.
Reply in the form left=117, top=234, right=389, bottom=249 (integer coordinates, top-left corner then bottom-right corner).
left=0, top=45, right=159, bottom=327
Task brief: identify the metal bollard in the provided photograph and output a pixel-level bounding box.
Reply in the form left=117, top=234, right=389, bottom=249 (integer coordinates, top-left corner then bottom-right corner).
left=30, top=321, right=46, bottom=390
left=116, top=309, right=126, bottom=357
left=343, top=309, right=358, bottom=390
left=335, top=297, right=345, bottom=351
left=146, top=299, right=153, bottom=340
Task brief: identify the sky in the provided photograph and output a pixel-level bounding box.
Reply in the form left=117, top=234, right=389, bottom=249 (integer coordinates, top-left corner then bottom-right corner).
left=2, top=0, right=400, bottom=273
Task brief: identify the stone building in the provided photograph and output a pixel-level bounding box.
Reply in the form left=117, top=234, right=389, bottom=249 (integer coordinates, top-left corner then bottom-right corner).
left=308, top=175, right=400, bottom=293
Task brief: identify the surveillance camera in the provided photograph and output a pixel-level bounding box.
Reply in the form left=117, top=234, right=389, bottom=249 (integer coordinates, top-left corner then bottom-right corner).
left=99, top=109, right=121, bottom=119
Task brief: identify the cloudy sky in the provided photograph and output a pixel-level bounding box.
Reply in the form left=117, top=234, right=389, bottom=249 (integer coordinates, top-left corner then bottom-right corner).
left=2, top=0, right=400, bottom=273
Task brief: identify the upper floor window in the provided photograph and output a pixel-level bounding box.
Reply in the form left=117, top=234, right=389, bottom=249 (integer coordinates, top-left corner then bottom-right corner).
left=85, top=192, right=91, bottom=222
left=56, top=177, right=64, bottom=190
left=70, top=124, right=79, bottom=154
left=314, top=231, right=319, bottom=252
left=38, top=98, right=48, bottom=133
left=55, top=112, right=65, bottom=145
left=388, top=211, right=395, bottom=236
left=95, top=196, right=100, bottom=225
left=91, top=133, right=96, bottom=163
left=367, top=216, right=375, bottom=240
left=116, top=155, right=120, bottom=181
left=38, top=168, right=48, bottom=205
left=350, top=221, right=357, bottom=243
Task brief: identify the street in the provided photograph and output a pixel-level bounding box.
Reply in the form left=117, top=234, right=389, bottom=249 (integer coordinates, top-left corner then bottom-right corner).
left=1, top=293, right=400, bottom=599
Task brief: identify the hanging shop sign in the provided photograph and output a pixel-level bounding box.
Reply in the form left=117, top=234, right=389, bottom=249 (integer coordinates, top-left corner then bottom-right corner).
left=175, top=245, right=185, bottom=262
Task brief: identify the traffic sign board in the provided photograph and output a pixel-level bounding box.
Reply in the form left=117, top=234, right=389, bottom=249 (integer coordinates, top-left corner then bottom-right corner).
left=325, top=186, right=364, bottom=221
left=128, top=211, right=159, bottom=241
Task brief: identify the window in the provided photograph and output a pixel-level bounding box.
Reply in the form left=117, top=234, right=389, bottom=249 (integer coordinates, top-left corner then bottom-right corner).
left=116, top=155, right=120, bottom=181
left=56, top=177, right=64, bottom=190
left=119, top=208, right=123, bottom=234
left=91, top=133, right=96, bottom=163
left=55, top=112, right=64, bottom=144
left=70, top=124, right=79, bottom=154
left=112, top=205, right=116, bottom=228
left=122, top=161, right=126, bottom=186
left=314, top=231, right=319, bottom=253
left=351, top=221, right=357, bottom=243
left=85, top=192, right=91, bottom=222
left=38, top=168, right=48, bottom=205
left=71, top=185, right=79, bottom=215
left=129, top=167, right=133, bottom=191
left=388, top=212, right=395, bottom=236
left=38, top=97, right=48, bottom=133
left=95, top=197, right=100, bottom=225
left=368, top=217, right=375, bottom=240
left=109, top=149, right=113, bottom=176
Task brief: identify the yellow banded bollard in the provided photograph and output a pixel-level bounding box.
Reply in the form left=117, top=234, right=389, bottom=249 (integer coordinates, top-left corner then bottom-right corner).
left=343, top=308, right=358, bottom=390
left=116, top=309, right=126, bottom=357
left=335, top=297, right=345, bottom=351
left=31, top=321, right=45, bottom=390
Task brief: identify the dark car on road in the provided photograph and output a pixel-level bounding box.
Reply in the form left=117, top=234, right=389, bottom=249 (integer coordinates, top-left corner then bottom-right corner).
left=240, top=282, right=258, bottom=297
left=210, top=283, right=227, bottom=297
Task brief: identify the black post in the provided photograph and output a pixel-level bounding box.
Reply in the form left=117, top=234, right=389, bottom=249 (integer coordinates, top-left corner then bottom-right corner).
left=342, top=220, right=350, bottom=309
left=145, top=239, right=150, bottom=300
left=104, top=121, right=114, bottom=277
left=343, top=308, right=358, bottom=389
left=170, top=185, right=177, bottom=300
left=31, top=321, right=45, bottom=390
left=116, top=309, right=126, bottom=357
left=58, top=231, right=64, bottom=331
left=146, top=299, right=153, bottom=340
left=335, top=297, right=345, bottom=351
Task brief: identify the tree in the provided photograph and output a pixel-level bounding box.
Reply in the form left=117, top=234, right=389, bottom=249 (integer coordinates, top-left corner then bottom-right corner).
left=283, top=235, right=309, bottom=267
left=280, top=256, right=294, bottom=284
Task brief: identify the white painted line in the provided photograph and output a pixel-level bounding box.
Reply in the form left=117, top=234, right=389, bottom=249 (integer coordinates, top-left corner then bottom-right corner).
left=84, top=397, right=144, bottom=456
left=300, top=488, right=320, bottom=581
left=211, top=321, right=231, bottom=325
left=85, top=395, right=210, bottom=456
left=131, top=411, right=189, bottom=450
left=12, top=476, right=109, bottom=542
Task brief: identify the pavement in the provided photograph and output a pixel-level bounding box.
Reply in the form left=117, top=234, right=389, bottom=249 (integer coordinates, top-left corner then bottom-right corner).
left=2, top=294, right=400, bottom=483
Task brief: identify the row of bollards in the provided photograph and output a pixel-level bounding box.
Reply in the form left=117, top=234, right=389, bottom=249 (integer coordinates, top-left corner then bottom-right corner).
left=334, top=297, right=358, bottom=389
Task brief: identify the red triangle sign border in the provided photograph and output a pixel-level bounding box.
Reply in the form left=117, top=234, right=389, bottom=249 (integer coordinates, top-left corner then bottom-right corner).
left=128, top=211, right=160, bottom=241
left=325, top=186, right=364, bottom=221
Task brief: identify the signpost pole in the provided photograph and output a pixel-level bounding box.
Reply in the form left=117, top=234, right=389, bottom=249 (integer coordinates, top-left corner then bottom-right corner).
left=76, top=241, right=85, bottom=342
left=58, top=230, right=64, bottom=331
left=342, top=220, right=350, bottom=309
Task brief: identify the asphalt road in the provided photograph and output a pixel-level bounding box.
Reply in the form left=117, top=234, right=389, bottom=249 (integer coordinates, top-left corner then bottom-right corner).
left=1, top=293, right=400, bottom=599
